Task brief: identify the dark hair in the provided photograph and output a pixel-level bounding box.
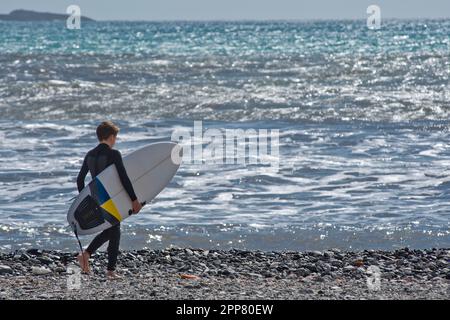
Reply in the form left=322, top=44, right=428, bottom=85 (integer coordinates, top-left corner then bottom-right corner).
left=96, top=121, right=119, bottom=141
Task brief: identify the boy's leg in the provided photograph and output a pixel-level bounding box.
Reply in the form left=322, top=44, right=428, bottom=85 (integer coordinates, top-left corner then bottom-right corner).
left=106, top=223, right=121, bottom=272
left=86, top=228, right=110, bottom=256
left=77, top=251, right=91, bottom=273
left=77, top=228, right=111, bottom=273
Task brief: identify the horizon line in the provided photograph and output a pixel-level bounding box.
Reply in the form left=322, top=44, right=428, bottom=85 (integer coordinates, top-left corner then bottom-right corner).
left=2, top=17, right=450, bottom=23
left=1, top=9, right=450, bottom=22
left=100, top=17, right=450, bottom=22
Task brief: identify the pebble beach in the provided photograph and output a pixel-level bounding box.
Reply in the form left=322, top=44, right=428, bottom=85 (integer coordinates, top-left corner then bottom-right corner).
left=0, top=247, right=448, bottom=300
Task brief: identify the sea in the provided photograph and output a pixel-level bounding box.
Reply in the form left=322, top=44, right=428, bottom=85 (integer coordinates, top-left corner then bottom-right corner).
left=0, top=20, right=449, bottom=252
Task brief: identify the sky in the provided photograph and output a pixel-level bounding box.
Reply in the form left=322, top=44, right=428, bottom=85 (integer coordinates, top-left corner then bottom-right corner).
left=1, top=0, right=450, bottom=21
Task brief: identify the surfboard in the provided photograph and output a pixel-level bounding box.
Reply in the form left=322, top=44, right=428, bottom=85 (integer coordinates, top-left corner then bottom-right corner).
left=67, top=142, right=182, bottom=236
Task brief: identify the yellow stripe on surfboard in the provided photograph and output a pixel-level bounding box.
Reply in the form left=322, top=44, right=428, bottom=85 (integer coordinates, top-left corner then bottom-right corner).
left=101, top=199, right=122, bottom=222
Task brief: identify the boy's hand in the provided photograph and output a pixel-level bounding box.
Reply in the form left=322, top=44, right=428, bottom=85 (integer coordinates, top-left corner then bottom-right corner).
left=132, top=200, right=143, bottom=214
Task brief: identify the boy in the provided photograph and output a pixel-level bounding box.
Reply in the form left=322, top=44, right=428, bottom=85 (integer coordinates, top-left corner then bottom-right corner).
left=76, top=121, right=142, bottom=279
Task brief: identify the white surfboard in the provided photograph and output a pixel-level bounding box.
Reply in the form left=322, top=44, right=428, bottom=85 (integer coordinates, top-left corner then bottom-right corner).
left=67, top=142, right=182, bottom=236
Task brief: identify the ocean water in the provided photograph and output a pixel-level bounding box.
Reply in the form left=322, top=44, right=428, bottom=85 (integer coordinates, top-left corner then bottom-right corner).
left=0, top=20, right=449, bottom=252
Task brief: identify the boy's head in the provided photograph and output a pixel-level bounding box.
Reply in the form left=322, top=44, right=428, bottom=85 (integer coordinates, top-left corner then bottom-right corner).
left=96, top=121, right=119, bottom=147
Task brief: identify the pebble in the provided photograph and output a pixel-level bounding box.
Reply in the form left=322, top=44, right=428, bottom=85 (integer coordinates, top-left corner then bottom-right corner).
left=436, top=260, right=447, bottom=268
left=246, top=272, right=264, bottom=278
left=32, top=267, right=52, bottom=275
left=26, top=249, right=43, bottom=256
left=356, top=267, right=366, bottom=274
left=330, top=259, right=343, bottom=267
left=296, top=268, right=311, bottom=277
left=344, top=266, right=354, bottom=272
left=0, top=265, right=13, bottom=275
left=331, top=286, right=342, bottom=291
left=37, top=256, right=53, bottom=265
left=0, top=247, right=448, bottom=299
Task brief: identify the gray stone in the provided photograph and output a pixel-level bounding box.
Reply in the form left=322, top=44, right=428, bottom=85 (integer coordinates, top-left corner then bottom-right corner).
left=295, top=268, right=311, bottom=277
left=262, top=271, right=274, bottom=278
left=305, top=264, right=318, bottom=273
left=330, top=259, right=344, bottom=267
left=20, top=254, right=31, bottom=261
left=436, top=260, right=447, bottom=268
left=221, top=269, right=231, bottom=276
left=31, top=267, right=51, bottom=275
left=37, top=256, right=54, bottom=265
left=344, top=266, right=354, bottom=272
left=0, top=265, right=13, bottom=275
left=246, top=272, right=264, bottom=278
left=26, top=249, right=43, bottom=256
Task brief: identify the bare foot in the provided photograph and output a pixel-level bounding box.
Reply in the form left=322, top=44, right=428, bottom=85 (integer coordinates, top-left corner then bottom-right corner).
left=106, top=270, right=122, bottom=280
left=77, top=251, right=90, bottom=274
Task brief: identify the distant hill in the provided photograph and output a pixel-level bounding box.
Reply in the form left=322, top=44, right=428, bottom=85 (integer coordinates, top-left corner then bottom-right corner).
left=0, top=9, right=94, bottom=22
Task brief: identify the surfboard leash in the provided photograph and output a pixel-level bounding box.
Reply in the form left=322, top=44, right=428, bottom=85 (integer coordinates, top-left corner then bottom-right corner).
left=72, top=223, right=84, bottom=254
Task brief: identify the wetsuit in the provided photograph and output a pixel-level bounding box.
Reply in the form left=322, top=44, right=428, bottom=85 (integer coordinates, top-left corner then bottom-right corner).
left=76, top=143, right=137, bottom=271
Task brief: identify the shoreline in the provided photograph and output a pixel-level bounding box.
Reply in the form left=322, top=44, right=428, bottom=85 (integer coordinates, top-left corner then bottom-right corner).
left=0, top=247, right=448, bottom=300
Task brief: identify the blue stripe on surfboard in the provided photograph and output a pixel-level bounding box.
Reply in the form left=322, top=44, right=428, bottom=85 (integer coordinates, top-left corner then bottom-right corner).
left=95, top=177, right=110, bottom=204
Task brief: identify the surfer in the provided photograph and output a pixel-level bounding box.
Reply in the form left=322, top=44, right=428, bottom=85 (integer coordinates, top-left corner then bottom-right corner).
left=76, top=121, right=142, bottom=279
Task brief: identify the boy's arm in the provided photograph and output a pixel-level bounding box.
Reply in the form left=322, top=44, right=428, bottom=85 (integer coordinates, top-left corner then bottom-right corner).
left=113, top=150, right=138, bottom=202
left=77, top=156, right=89, bottom=192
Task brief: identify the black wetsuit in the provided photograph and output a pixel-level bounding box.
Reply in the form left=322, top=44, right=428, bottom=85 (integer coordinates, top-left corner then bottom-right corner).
left=77, top=143, right=137, bottom=271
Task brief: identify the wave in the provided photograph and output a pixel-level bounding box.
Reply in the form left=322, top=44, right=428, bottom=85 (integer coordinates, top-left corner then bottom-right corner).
left=0, top=20, right=449, bottom=122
